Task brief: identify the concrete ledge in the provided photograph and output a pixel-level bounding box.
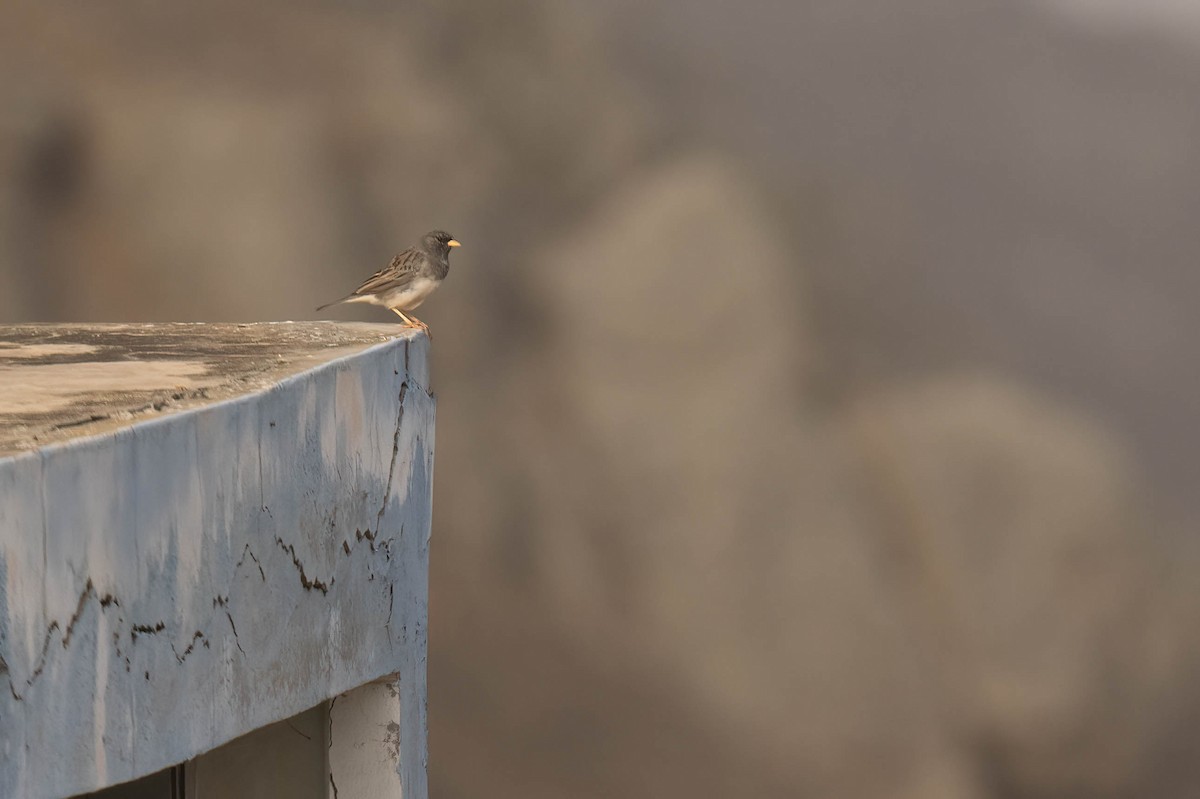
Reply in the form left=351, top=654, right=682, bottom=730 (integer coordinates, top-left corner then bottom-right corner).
left=0, top=323, right=434, bottom=798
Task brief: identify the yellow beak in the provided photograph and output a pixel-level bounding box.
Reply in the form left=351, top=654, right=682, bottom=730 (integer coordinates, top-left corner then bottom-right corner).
left=448, top=239, right=461, bottom=248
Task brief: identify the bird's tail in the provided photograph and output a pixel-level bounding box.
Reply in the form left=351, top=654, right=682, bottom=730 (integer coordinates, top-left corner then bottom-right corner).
left=315, top=295, right=354, bottom=312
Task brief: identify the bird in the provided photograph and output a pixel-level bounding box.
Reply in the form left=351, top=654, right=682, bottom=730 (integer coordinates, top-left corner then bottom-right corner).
left=316, top=230, right=460, bottom=332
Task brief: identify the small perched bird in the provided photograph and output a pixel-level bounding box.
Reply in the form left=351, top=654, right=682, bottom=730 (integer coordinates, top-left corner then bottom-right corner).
left=316, top=230, right=460, bottom=332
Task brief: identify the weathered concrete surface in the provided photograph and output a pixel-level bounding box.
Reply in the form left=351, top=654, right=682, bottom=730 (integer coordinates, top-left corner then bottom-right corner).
left=0, top=323, right=433, bottom=799
left=328, top=679, right=405, bottom=798
left=0, top=322, right=423, bottom=455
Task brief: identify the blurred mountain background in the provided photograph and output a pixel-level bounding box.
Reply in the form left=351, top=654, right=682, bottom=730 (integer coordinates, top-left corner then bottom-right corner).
left=2, top=0, right=1199, bottom=796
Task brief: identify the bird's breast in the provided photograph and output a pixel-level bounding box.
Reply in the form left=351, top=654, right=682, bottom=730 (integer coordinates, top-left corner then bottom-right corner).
left=382, top=277, right=441, bottom=310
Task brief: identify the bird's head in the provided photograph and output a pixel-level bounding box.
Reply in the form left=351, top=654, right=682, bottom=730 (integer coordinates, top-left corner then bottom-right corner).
left=422, top=230, right=461, bottom=257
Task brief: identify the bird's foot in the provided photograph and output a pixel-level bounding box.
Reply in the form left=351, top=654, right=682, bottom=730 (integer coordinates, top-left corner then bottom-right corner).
left=391, top=308, right=430, bottom=337
left=404, top=318, right=431, bottom=338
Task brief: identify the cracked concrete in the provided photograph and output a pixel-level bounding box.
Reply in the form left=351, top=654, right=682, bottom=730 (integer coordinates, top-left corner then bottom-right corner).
left=378, top=381, right=410, bottom=531
left=0, top=323, right=433, bottom=799
left=273, top=536, right=333, bottom=595
left=328, top=680, right=405, bottom=798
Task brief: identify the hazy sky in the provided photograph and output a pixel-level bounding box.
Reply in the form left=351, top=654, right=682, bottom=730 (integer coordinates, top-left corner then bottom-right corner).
left=1043, top=0, right=1200, bottom=38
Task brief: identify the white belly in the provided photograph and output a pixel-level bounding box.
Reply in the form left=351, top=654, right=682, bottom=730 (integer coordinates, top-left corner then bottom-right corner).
left=380, top=278, right=440, bottom=311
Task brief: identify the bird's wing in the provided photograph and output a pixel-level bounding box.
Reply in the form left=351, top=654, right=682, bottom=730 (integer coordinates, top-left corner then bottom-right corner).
left=351, top=248, right=423, bottom=296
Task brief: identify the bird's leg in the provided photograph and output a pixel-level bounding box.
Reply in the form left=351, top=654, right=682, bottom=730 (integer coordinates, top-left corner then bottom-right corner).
left=390, top=307, right=430, bottom=334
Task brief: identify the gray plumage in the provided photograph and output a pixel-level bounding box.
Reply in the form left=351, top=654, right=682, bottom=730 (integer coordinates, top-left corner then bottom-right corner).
left=317, top=230, right=460, bottom=330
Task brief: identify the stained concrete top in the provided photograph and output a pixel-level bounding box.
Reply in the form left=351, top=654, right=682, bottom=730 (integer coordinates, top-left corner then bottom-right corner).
left=0, top=322, right=423, bottom=457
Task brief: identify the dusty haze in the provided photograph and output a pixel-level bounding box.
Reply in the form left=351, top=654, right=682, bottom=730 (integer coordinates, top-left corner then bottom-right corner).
left=2, top=1, right=1198, bottom=795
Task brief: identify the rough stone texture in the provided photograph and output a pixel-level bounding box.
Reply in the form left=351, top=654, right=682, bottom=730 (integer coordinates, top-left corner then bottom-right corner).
left=0, top=323, right=434, bottom=799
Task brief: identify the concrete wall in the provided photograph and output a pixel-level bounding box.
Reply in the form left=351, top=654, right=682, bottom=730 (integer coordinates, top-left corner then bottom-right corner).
left=327, top=679, right=406, bottom=799
left=0, top=324, right=434, bottom=799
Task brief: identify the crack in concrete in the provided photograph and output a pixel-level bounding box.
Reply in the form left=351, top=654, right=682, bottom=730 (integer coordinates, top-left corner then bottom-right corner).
left=349, top=527, right=378, bottom=553
left=1, top=522, right=402, bottom=700
left=171, top=631, right=207, bottom=664
left=257, top=430, right=265, bottom=515
left=236, top=542, right=267, bottom=582
left=130, top=621, right=166, bottom=641
left=328, top=694, right=340, bottom=798
left=385, top=583, right=395, bottom=632
left=51, top=413, right=112, bottom=431
left=213, top=596, right=247, bottom=655
left=113, top=629, right=131, bottom=674
left=376, top=382, right=409, bottom=531
left=2, top=364, right=421, bottom=705
left=0, top=654, right=18, bottom=701
left=7, top=579, right=105, bottom=699
left=225, top=612, right=247, bottom=655
left=51, top=388, right=217, bottom=433
left=58, top=580, right=97, bottom=650
left=39, top=452, right=48, bottom=667
left=400, top=339, right=433, bottom=397
left=273, top=536, right=332, bottom=594
left=6, top=536, right=266, bottom=695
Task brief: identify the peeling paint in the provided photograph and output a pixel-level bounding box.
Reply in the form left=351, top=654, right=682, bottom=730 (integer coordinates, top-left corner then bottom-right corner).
left=384, top=720, right=402, bottom=762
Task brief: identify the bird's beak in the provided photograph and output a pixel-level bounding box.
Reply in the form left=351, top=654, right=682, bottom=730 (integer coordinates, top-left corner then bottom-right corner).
left=448, top=239, right=461, bottom=248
